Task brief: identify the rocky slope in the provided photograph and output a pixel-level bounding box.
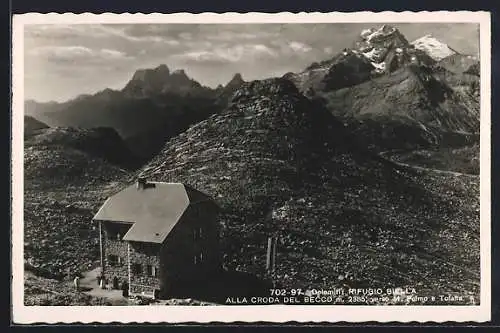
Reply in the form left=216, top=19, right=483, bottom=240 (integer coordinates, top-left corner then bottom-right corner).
left=25, top=126, right=138, bottom=168
left=135, top=78, right=479, bottom=296
left=24, top=125, right=131, bottom=281
left=317, top=64, right=480, bottom=150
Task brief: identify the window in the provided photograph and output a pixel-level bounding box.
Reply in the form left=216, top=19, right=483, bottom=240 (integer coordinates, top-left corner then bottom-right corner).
left=132, top=263, right=142, bottom=274
left=193, top=227, right=204, bottom=240
left=108, top=255, right=119, bottom=266
left=194, top=252, right=203, bottom=265
left=146, top=265, right=157, bottom=277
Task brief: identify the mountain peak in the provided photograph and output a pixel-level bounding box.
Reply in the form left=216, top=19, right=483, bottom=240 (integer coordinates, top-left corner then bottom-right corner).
left=350, top=24, right=413, bottom=74
left=171, top=69, right=187, bottom=77
left=230, top=72, right=243, bottom=82
left=226, top=73, right=245, bottom=87
left=154, top=64, right=170, bottom=74
left=411, top=35, right=457, bottom=61
left=130, top=64, right=170, bottom=82
left=359, top=24, right=399, bottom=43
left=380, top=24, right=394, bottom=31
left=123, top=65, right=205, bottom=97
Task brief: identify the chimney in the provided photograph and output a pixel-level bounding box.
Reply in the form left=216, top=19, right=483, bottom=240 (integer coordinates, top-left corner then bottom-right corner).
left=137, top=176, right=147, bottom=190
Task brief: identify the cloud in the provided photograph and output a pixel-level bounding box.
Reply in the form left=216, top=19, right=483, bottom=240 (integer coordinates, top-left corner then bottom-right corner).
left=25, top=24, right=122, bottom=41
left=29, top=45, right=133, bottom=63
left=177, top=50, right=223, bottom=63
left=172, top=43, right=278, bottom=64
left=25, top=24, right=182, bottom=46
left=288, top=41, right=312, bottom=53
left=106, top=27, right=181, bottom=45
left=206, top=32, right=260, bottom=41
left=25, top=24, right=89, bottom=39
left=204, top=30, right=280, bottom=42
left=120, top=34, right=180, bottom=45
left=99, top=48, right=132, bottom=59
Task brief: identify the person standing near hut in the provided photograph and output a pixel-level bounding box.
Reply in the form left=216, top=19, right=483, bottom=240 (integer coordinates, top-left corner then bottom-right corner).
left=74, top=276, right=80, bottom=292
left=98, top=273, right=105, bottom=289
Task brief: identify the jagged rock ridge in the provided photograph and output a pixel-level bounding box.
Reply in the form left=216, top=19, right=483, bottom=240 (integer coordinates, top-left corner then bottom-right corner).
left=123, top=64, right=213, bottom=98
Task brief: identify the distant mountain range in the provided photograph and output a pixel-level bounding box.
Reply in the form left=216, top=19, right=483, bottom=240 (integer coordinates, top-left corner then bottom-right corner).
left=25, top=66, right=246, bottom=161
left=25, top=24, right=479, bottom=155
left=284, top=25, right=480, bottom=150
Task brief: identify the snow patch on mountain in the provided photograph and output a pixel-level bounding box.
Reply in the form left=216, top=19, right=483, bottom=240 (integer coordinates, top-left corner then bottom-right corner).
left=371, top=61, right=386, bottom=73
left=362, top=47, right=385, bottom=62
left=360, top=25, right=397, bottom=42
left=411, top=35, right=457, bottom=61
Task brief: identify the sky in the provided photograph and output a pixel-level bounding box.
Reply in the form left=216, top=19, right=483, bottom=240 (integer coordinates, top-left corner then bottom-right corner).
left=24, top=23, right=480, bottom=102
